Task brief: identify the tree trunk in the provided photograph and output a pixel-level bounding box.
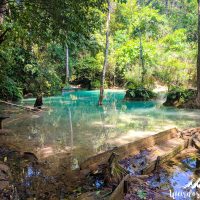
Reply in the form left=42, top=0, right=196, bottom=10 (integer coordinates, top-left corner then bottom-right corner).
left=165, top=0, right=168, bottom=15
left=0, top=0, right=6, bottom=25
left=34, top=95, right=43, bottom=109
left=66, top=46, right=70, bottom=84
left=0, top=28, right=9, bottom=44
left=197, top=0, right=200, bottom=103
left=139, top=32, right=145, bottom=84
left=98, top=0, right=111, bottom=106
left=137, top=0, right=141, bottom=6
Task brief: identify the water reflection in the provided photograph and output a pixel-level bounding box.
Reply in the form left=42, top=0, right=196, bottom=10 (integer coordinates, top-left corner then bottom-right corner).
left=1, top=90, right=200, bottom=164
left=147, top=152, right=200, bottom=200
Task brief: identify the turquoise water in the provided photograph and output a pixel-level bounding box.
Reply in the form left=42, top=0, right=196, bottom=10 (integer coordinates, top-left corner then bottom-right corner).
left=1, top=90, right=200, bottom=168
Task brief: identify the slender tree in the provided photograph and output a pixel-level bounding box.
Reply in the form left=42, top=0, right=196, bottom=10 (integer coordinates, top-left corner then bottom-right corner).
left=197, top=0, right=200, bottom=103
left=98, top=0, right=111, bottom=105
left=0, top=0, right=9, bottom=45
left=165, top=0, right=169, bottom=15
left=66, top=45, right=70, bottom=84
left=0, top=0, right=6, bottom=24
left=139, top=31, right=145, bottom=84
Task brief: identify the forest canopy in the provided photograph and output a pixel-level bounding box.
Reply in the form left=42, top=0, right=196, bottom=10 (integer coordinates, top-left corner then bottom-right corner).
left=0, top=0, right=198, bottom=101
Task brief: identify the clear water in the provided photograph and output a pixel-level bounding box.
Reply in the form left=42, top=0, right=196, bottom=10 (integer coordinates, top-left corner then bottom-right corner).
left=1, top=89, right=200, bottom=168
left=146, top=150, right=200, bottom=200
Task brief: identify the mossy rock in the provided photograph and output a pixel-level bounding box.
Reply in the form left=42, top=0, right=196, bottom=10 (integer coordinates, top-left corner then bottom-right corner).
left=124, top=87, right=157, bottom=101
left=163, top=88, right=197, bottom=107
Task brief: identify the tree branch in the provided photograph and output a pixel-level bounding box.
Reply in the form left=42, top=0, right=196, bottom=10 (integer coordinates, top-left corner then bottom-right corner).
left=0, top=28, right=10, bottom=44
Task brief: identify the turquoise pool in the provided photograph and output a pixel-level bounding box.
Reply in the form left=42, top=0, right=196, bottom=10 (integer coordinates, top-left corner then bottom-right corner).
left=1, top=89, right=200, bottom=168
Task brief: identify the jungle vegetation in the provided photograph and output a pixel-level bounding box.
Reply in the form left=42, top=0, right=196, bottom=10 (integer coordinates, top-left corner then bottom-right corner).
left=0, top=0, right=199, bottom=105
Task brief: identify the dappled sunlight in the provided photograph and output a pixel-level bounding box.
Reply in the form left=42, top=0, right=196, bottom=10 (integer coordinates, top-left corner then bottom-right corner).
left=0, top=0, right=199, bottom=198
left=118, top=114, right=134, bottom=123
left=107, top=130, right=155, bottom=146
left=1, top=90, right=200, bottom=165
left=36, top=145, right=73, bottom=159
left=153, top=85, right=168, bottom=93
left=37, top=146, right=54, bottom=158
left=91, top=121, right=116, bottom=128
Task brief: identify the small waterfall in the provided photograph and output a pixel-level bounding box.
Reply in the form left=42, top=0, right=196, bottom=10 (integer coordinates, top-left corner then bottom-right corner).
left=153, top=85, right=168, bottom=104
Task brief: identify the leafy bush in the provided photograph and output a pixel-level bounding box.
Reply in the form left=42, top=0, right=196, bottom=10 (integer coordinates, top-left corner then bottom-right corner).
left=163, top=87, right=197, bottom=107
left=125, top=80, right=142, bottom=90
left=0, top=76, right=23, bottom=101
left=91, top=80, right=101, bottom=89
left=124, top=68, right=156, bottom=91
left=124, top=86, right=157, bottom=101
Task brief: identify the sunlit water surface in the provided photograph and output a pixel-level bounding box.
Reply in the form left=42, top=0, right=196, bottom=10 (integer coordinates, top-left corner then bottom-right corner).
left=1, top=89, right=200, bottom=168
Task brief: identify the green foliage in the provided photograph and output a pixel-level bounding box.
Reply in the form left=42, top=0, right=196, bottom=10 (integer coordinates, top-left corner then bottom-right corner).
left=0, top=0, right=107, bottom=100
left=0, top=41, right=64, bottom=98
left=0, top=0, right=198, bottom=100
left=167, top=87, right=196, bottom=102
left=161, top=29, right=187, bottom=52
left=110, top=0, right=196, bottom=90
left=137, top=189, right=147, bottom=199
left=0, top=75, right=23, bottom=101
left=164, top=87, right=197, bottom=107
left=91, top=80, right=101, bottom=89
left=73, top=55, right=102, bottom=81
left=124, top=59, right=156, bottom=91
left=2, top=0, right=107, bottom=44
left=125, top=86, right=157, bottom=101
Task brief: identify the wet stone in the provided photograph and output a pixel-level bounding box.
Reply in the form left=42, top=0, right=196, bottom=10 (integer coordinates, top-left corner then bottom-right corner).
left=0, top=162, right=18, bottom=199
left=0, top=163, right=10, bottom=175
left=0, top=181, right=9, bottom=189
left=124, top=176, right=167, bottom=200
left=0, top=145, right=71, bottom=199
left=0, top=129, right=12, bottom=135
left=181, top=128, right=200, bottom=137
left=119, top=150, right=151, bottom=175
